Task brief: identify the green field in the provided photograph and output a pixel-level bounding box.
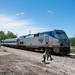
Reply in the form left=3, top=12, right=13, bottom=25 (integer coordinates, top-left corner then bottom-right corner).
left=71, top=47, right=75, bottom=53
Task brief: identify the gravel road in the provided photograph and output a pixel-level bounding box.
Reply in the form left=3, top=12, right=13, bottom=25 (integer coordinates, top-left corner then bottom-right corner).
left=0, top=46, right=75, bottom=75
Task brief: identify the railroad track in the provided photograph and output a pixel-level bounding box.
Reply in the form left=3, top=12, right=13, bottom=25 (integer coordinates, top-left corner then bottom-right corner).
left=2, top=46, right=75, bottom=60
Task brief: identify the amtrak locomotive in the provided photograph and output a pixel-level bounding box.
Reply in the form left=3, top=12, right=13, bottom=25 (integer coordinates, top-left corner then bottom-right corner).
left=1, top=30, right=70, bottom=55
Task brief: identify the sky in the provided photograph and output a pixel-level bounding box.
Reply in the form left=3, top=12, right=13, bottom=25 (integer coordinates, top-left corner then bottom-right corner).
left=0, top=0, right=75, bottom=37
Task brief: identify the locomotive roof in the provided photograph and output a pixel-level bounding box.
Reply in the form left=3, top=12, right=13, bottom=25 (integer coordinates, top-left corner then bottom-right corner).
left=19, top=29, right=65, bottom=38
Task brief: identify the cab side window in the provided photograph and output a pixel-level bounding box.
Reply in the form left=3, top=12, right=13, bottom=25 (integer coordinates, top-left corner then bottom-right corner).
left=34, top=33, right=39, bottom=37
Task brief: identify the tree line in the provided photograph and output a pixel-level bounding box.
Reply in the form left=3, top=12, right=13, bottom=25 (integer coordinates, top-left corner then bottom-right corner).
left=69, top=37, right=75, bottom=46
left=0, top=31, right=17, bottom=41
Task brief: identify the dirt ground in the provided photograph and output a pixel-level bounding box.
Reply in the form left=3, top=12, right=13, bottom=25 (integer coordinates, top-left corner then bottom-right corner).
left=0, top=46, right=75, bottom=75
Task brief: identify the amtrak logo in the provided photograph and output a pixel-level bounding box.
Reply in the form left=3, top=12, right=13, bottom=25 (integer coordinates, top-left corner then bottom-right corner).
left=38, top=39, right=43, bottom=43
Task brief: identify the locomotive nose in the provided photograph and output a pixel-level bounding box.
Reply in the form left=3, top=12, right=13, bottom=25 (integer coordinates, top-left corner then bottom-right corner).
left=60, top=39, right=69, bottom=47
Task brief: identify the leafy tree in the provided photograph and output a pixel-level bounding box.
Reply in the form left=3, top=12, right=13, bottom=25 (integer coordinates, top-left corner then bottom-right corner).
left=6, top=31, right=17, bottom=39
left=0, top=31, right=6, bottom=41
left=0, top=31, right=17, bottom=42
left=69, top=37, right=75, bottom=46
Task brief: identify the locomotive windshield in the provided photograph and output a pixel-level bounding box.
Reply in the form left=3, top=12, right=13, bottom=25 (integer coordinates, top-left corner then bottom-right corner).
left=54, top=30, right=68, bottom=39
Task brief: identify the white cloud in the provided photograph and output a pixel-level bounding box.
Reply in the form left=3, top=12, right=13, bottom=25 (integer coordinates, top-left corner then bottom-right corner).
left=16, top=12, right=25, bottom=16
left=0, top=15, right=33, bottom=35
left=6, top=19, right=32, bottom=27
left=0, top=16, right=13, bottom=26
left=16, top=13, right=20, bottom=16
left=0, top=16, right=12, bottom=22
left=48, top=10, right=54, bottom=14
left=20, top=12, right=24, bottom=15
